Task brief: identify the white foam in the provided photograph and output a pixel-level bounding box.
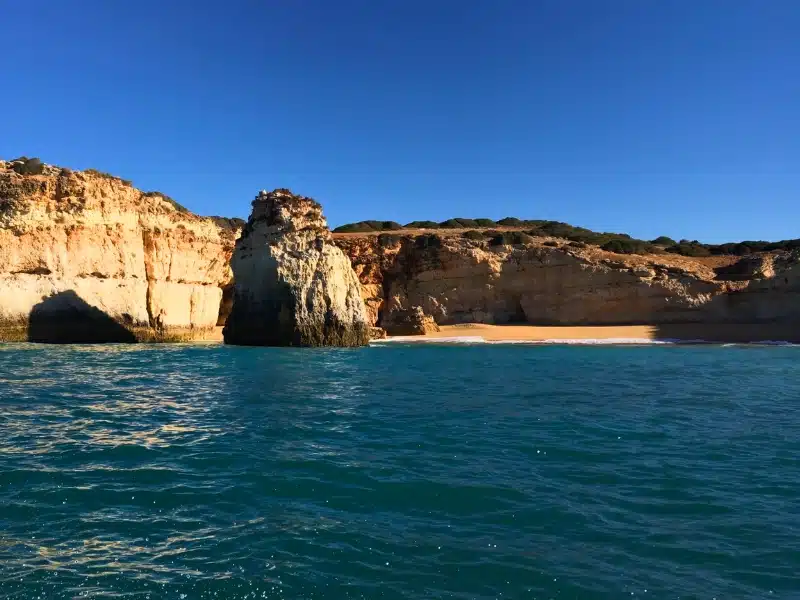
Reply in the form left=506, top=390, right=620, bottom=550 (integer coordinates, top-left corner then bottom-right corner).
left=371, top=336, right=798, bottom=347
left=372, top=336, right=486, bottom=344
left=490, top=338, right=676, bottom=345
left=372, top=336, right=674, bottom=345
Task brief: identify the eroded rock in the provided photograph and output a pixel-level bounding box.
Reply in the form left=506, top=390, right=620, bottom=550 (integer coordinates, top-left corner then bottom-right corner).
left=382, top=305, right=440, bottom=336
left=334, top=233, right=800, bottom=327
left=0, top=160, right=238, bottom=342
left=223, top=189, right=370, bottom=347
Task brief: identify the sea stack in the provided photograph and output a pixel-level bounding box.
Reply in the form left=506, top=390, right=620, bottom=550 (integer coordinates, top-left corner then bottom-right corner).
left=223, top=189, right=371, bottom=347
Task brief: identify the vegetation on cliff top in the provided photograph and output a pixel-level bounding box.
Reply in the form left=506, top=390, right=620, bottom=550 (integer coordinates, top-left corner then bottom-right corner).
left=2, top=157, right=240, bottom=223
left=209, top=216, right=247, bottom=231
left=331, top=220, right=404, bottom=233
left=335, top=218, right=660, bottom=253
left=6, top=158, right=797, bottom=257
left=333, top=217, right=800, bottom=257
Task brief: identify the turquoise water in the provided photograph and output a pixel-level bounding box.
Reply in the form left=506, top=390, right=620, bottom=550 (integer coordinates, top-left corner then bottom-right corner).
left=0, top=343, right=798, bottom=599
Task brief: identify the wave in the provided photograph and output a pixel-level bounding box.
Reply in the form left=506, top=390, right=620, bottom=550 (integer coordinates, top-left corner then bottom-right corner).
left=372, top=337, right=799, bottom=346
left=373, top=336, right=671, bottom=345
left=374, top=336, right=488, bottom=344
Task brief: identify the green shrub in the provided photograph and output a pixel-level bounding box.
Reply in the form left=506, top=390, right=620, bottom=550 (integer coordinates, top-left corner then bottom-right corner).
left=601, top=238, right=657, bottom=255
left=661, top=238, right=800, bottom=257
left=404, top=220, right=440, bottom=229
left=439, top=218, right=480, bottom=228
left=543, top=240, right=560, bottom=247
left=462, top=230, right=486, bottom=240
left=651, top=236, right=677, bottom=246
left=333, top=222, right=376, bottom=233
left=334, top=215, right=800, bottom=258
left=333, top=220, right=403, bottom=233
left=489, top=231, right=533, bottom=246
left=414, top=233, right=443, bottom=249
left=568, top=241, right=588, bottom=249
left=709, top=240, right=800, bottom=255
left=665, top=242, right=711, bottom=257
left=209, top=216, right=246, bottom=230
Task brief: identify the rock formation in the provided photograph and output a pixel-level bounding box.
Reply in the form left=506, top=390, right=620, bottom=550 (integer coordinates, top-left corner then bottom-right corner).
left=382, top=305, right=440, bottom=336
left=4, top=155, right=800, bottom=345
left=334, top=232, right=800, bottom=331
left=0, top=158, right=240, bottom=342
left=223, top=189, right=370, bottom=347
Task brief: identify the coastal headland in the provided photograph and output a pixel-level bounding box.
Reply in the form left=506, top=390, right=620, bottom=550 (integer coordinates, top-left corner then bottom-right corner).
left=2, top=157, right=799, bottom=346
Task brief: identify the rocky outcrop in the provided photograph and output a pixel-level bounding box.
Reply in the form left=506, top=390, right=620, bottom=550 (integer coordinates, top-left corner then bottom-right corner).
left=5, top=155, right=799, bottom=345
left=223, top=189, right=370, bottom=347
left=334, top=232, right=800, bottom=329
left=382, top=305, right=440, bottom=336
left=369, top=327, right=388, bottom=340
left=0, top=158, right=240, bottom=342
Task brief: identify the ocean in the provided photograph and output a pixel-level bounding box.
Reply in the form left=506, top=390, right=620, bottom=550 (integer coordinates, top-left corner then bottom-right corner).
left=0, top=342, right=798, bottom=599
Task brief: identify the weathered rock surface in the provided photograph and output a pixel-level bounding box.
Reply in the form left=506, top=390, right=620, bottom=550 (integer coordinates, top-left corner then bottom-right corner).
left=334, top=233, right=800, bottom=331
left=369, top=327, right=388, bottom=340
left=5, top=155, right=799, bottom=345
left=223, top=189, right=370, bottom=347
left=0, top=158, right=240, bottom=342
left=382, top=305, right=440, bottom=336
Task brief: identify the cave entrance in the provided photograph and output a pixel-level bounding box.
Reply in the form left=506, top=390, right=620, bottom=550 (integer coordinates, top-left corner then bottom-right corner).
left=217, top=283, right=234, bottom=327
left=507, top=294, right=529, bottom=324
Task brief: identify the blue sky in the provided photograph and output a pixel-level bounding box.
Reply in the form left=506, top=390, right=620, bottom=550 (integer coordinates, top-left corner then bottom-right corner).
left=1, top=0, right=798, bottom=242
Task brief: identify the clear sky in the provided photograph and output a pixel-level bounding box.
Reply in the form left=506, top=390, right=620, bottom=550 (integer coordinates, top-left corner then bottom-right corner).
left=1, top=0, right=797, bottom=242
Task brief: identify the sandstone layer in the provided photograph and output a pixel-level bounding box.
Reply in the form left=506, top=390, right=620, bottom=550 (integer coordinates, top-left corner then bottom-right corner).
left=4, top=155, right=799, bottom=345
left=223, top=190, right=370, bottom=347
left=0, top=158, right=240, bottom=342
left=334, top=232, right=800, bottom=338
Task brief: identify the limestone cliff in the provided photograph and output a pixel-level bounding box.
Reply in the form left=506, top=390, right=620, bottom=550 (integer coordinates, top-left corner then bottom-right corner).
left=334, top=232, right=800, bottom=331
left=4, top=154, right=798, bottom=345
left=223, top=189, right=370, bottom=347
left=0, top=158, right=240, bottom=342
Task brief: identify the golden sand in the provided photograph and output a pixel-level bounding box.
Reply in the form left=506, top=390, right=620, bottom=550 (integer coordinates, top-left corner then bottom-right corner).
left=406, top=323, right=799, bottom=343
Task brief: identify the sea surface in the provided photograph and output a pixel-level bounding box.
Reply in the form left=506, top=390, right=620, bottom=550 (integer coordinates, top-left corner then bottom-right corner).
left=0, top=342, right=798, bottom=600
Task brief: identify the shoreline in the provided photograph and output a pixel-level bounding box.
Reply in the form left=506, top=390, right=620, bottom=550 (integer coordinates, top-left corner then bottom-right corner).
left=380, top=323, right=800, bottom=345
left=2, top=324, right=796, bottom=346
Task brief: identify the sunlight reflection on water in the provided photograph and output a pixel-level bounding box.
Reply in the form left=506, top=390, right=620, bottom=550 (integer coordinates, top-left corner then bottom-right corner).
left=2, top=344, right=799, bottom=599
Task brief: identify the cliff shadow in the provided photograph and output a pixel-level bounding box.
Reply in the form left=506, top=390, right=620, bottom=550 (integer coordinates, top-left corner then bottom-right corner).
left=654, top=287, right=800, bottom=343
left=217, top=283, right=234, bottom=326
left=28, top=290, right=137, bottom=343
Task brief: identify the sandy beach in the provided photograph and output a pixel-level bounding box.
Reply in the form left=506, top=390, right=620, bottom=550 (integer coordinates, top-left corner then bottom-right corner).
left=210, top=323, right=798, bottom=344
left=388, top=323, right=800, bottom=344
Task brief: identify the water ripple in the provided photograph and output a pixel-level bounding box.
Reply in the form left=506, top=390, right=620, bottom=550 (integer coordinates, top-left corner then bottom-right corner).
left=0, top=344, right=798, bottom=599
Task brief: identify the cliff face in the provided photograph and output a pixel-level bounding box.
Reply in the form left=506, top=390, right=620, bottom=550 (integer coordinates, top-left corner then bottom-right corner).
left=0, top=159, right=239, bottom=342
left=334, top=233, right=800, bottom=329
left=223, top=189, right=370, bottom=347
left=3, top=155, right=798, bottom=344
